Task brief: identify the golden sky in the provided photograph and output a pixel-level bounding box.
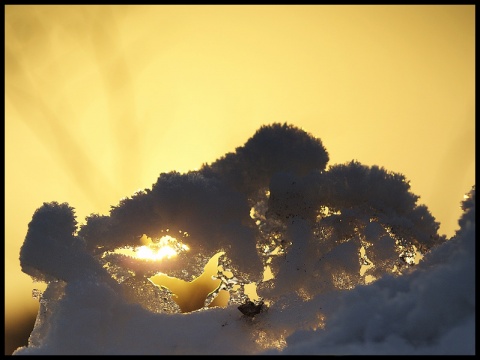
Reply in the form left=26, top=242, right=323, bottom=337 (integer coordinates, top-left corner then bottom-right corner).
left=5, top=5, right=475, bottom=325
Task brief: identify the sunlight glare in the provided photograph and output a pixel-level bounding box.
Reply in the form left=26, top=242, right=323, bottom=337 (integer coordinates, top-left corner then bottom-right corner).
left=135, top=243, right=177, bottom=261
left=114, top=234, right=189, bottom=261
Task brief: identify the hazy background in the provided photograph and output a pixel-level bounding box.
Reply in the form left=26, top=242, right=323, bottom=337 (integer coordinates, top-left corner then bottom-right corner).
left=4, top=5, right=475, bottom=354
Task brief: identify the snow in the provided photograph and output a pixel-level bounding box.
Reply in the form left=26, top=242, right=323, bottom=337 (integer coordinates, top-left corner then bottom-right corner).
left=14, top=124, right=475, bottom=355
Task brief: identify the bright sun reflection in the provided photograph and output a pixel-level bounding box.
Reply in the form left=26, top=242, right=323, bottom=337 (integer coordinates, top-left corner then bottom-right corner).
left=114, top=234, right=189, bottom=261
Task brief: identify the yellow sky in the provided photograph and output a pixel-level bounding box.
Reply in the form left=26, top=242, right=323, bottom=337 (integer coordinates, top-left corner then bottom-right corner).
left=5, top=5, right=475, bottom=324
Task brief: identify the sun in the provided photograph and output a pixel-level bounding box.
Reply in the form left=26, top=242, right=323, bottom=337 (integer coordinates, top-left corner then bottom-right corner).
left=135, top=243, right=177, bottom=261
left=113, top=234, right=189, bottom=261
left=135, top=234, right=188, bottom=261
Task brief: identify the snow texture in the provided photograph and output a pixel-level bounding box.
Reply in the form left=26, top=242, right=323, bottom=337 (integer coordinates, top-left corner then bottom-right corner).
left=14, top=124, right=475, bottom=355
